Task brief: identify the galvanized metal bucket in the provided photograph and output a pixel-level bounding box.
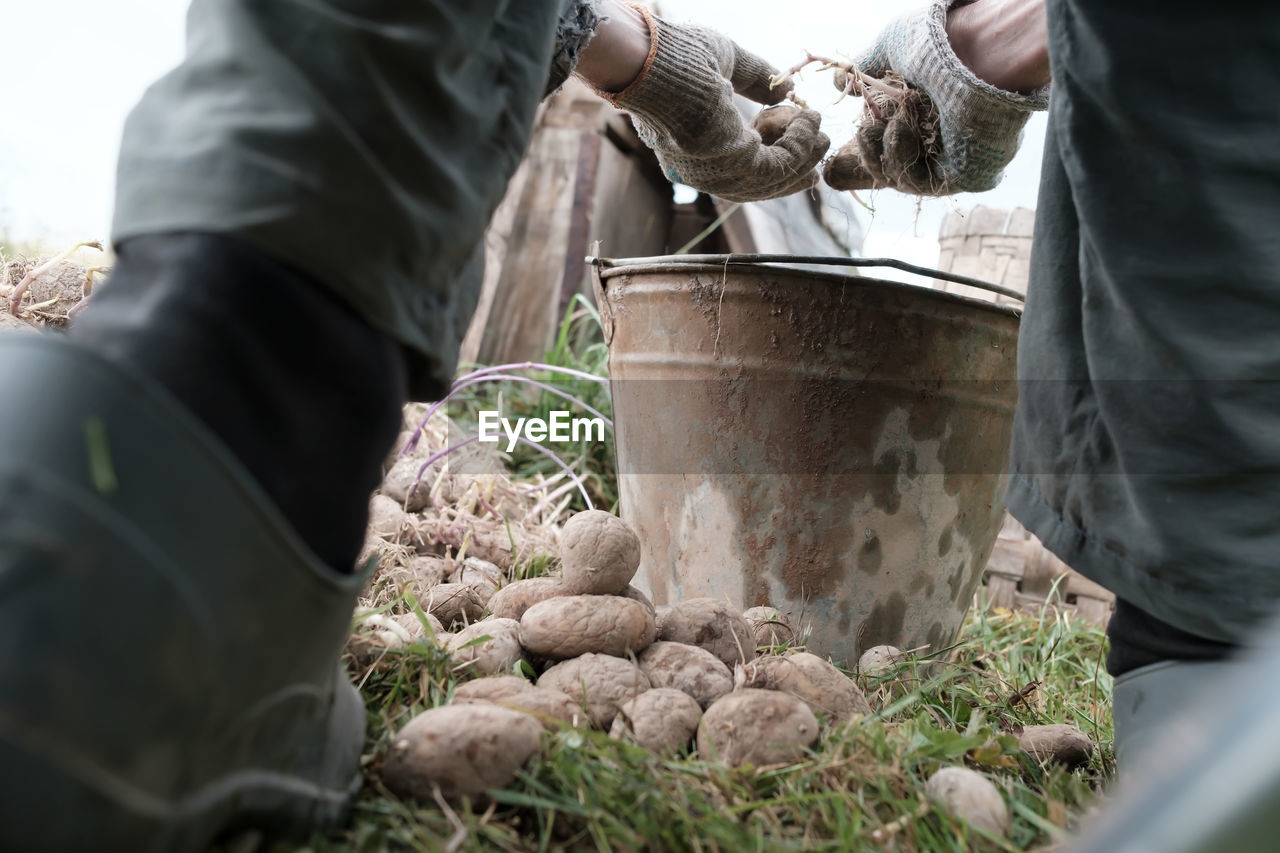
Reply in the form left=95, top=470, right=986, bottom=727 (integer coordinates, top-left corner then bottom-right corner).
left=591, top=254, right=1022, bottom=668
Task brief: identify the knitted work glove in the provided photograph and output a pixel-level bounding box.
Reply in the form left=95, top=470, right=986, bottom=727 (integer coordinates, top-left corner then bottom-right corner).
left=823, top=0, right=1048, bottom=196
left=604, top=3, right=829, bottom=202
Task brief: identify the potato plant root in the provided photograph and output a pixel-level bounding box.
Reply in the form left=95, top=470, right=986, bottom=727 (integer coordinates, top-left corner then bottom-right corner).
left=773, top=53, right=943, bottom=194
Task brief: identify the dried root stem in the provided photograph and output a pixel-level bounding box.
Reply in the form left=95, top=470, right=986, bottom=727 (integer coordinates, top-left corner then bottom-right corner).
left=769, top=52, right=907, bottom=121
left=6, top=240, right=103, bottom=316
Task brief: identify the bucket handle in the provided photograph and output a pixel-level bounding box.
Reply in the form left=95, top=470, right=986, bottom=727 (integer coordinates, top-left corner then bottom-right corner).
left=588, top=242, right=616, bottom=345
left=587, top=253, right=1027, bottom=306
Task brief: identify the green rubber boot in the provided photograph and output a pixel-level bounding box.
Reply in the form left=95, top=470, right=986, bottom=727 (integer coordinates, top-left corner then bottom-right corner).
left=0, top=333, right=366, bottom=851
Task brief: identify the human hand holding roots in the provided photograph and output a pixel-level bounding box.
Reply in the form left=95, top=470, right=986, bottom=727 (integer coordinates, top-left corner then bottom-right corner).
left=770, top=53, right=945, bottom=196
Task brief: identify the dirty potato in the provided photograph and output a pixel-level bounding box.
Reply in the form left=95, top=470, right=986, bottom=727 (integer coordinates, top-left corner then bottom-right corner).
left=519, top=595, right=655, bottom=659
left=622, top=585, right=659, bottom=646
left=489, top=687, right=585, bottom=729
left=1018, top=724, right=1095, bottom=769
left=857, top=644, right=914, bottom=706
left=621, top=584, right=656, bottom=615
left=610, top=688, right=703, bottom=756
left=537, top=653, right=651, bottom=729
left=697, top=688, right=819, bottom=767
left=372, top=554, right=447, bottom=606
left=741, top=652, right=873, bottom=719
left=346, top=612, right=413, bottom=667
left=382, top=705, right=543, bottom=802
left=751, top=104, right=803, bottom=146
left=381, top=457, right=435, bottom=512
left=925, top=766, right=1009, bottom=837
left=452, top=676, right=534, bottom=702
left=857, top=644, right=904, bottom=676
left=392, top=610, right=445, bottom=642
left=367, top=494, right=411, bottom=543
left=658, top=598, right=754, bottom=668
left=487, top=576, right=570, bottom=620
left=742, top=606, right=795, bottom=650
left=559, top=510, right=642, bottom=595
left=453, top=676, right=583, bottom=729
left=446, top=618, right=524, bottom=677
left=425, top=582, right=486, bottom=628
left=638, top=641, right=733, bottom=709
left=453, top=557, right=503, bottom=590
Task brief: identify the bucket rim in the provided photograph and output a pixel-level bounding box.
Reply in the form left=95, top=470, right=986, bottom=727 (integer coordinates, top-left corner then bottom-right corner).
left=588, top=253, right=1025, bottom=315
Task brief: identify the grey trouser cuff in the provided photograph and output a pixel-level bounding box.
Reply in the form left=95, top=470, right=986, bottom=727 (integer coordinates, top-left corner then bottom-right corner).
left=112, top=0, right=571, bottom=398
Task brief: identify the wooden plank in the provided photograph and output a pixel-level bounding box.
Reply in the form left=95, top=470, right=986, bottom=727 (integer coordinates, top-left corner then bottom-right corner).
left=584, top=127, right=672, bottom=262
left=476, top=126, right=582, bottom=365
left=985, top=575, right=1018, bottom=610
left=470, top=86, right=675, bottom=364
left=560, top=131, right=603, bottom=317
left=458, top=155, right=533, bottom=368
left=980, top=511, right=1116, bottom=626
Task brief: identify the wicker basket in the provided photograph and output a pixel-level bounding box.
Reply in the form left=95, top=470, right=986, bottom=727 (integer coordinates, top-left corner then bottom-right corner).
left=982, top=514, right=1116, bottom=626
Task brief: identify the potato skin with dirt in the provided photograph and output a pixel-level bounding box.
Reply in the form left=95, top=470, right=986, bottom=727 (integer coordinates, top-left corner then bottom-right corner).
left=453, top=557, right=503, bottom=590
left=857, top=645, right=903, bottom=676
left=559, top=510, right=642, bottom=595
left=751, top=104, right=802, bottom=146
left=346, top=613, right=413, bottom=667
left=381, top=457, right=434, bottom=511
left=697, top=688, right=819, bottom=767
left=445, top=618, right=524, bottom=676
left=537, top=653, right=651, bottom=729
left=487, top=576, right=569, bottom=620
left=659, top=598, right=754, bottom=668
left=622, top=586, right=659, bottom=646
left=426, top=582, right=486, bottom=628
left=367, top=494, right=410, bottom=543
left=610, top=688, right=703, bottom=756
left=742, top=606, right=795, bottom=650
left=520, top=594, right=655, bottom=659
left=925, top=766, right=1009, bottom=837
left=1018, top=724, right=1094, bottom=768
left=638, top=641, right=733, bottom=709
left=742, top=652, right=873, bottom=719
left=453, top=676, right=584, bottom=729
left=382, top=704, right=543, bottom=801
left=392, top=610, right=445, bottom=642
left=452, top=676, right=534, bottom=702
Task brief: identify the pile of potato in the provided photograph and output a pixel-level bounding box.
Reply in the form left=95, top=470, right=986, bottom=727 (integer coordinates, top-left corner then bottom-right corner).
left=351, top=509, right=1095, bottom=837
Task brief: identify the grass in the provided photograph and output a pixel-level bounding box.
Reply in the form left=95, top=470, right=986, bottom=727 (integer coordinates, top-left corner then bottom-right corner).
left=299, top=591, right=1112, bottom=853
left=447, top=295, right=616, bottom=513
left=304, top=297, right=1113, bottom=852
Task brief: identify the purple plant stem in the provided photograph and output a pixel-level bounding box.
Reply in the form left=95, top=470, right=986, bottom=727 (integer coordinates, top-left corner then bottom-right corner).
left=464, top=361, right=608, bottom=387
left=513, top=436, right=593, bottom=510
left=408, top=434, right=593, bottom=511
left=446, top=374, right=612, bottom=426
left=400, top=364, right=611, bottom=459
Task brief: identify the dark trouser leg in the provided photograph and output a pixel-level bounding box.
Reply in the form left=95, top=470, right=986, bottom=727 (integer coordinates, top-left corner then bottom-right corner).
left=1107, top=599, right=1238, bottom=678
left=0, top=1, right=574, bottom=847
left=70, top=232, right=407, bottom=572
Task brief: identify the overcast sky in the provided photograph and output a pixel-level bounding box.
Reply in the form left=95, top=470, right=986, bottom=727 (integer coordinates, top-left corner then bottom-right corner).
left=1, top=0, right=1045, bottom=269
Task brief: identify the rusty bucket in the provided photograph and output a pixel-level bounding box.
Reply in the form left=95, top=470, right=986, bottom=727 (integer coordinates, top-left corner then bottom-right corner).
left=591, top=254, right=1022, bottom=668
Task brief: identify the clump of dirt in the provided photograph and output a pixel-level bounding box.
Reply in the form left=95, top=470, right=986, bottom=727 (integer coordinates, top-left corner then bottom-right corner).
left=822, top=71, right=942, bottom=195
left=2, top=242, right=109, bottom=329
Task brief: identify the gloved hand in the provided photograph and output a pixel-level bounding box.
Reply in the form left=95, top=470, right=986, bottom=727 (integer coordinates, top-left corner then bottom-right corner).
left=823, top=0, right=1048, bottom=196
left=603, top=3, right=830, bottom=203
